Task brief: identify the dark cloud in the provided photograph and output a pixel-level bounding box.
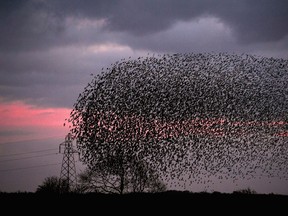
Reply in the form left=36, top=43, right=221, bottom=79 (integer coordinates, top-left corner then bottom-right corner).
left=0, top=0, right=63, bottom=51
left=0, top=0, right=288, bottom=108
left=212, top=1, right=288, bottom=44
left=118, top=17, right=237, bottom=53
left=97, top=0, right=288, bottom=44
left=0, top=45, right=139, bottom=107
left=1, top=0, right=288, bottom=52
left=0, top=50, right=93, bottom=108
left=102, top=0, right=209, bottom=35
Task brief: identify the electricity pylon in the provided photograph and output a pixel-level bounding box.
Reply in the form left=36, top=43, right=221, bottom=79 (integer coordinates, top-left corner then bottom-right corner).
left=59, top=133, right=79, bottom=191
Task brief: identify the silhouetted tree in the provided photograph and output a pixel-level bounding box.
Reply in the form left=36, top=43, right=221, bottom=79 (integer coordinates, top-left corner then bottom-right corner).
left=77, top=157, right=166, bottom=194
left=233, top=187, right=257, bottom=194
left=67, top=53, right=288, bottom=190
left=36, top=176, right=70, bottom=194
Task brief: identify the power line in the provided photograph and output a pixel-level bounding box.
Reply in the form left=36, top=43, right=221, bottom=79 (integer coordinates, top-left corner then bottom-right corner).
left=0, top=152, right=59, bottom=163
left=0, top=162, right=62, bottom=172
left=0, top=148, right=58, bottom=157
left=0, top=135, right=66, bottom=146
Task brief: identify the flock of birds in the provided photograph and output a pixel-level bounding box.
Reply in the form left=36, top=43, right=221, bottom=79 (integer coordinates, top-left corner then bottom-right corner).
left=68, top=52, right=288, bottom=191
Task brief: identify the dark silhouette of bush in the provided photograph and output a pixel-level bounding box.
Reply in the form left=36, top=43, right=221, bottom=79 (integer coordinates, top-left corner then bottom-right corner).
left=233, top=187, right=257, bottom=194
left=36, top=176, right=70, bottom=194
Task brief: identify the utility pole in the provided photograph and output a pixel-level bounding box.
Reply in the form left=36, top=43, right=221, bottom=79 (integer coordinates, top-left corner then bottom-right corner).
left=59, top=133, right=79, bottom=191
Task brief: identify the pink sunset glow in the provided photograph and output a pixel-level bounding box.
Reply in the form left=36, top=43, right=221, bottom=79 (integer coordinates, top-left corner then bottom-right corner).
left=1, top=98, right=287, bottom=145
left=0, top=100, right=72, bottom=144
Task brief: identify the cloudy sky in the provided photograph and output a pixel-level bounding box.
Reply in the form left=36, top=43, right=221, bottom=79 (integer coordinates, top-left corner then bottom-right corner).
left=1, top=0, right=288, bottom=193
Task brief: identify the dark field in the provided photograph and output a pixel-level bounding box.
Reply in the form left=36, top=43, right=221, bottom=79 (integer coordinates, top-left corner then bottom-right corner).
left=1, top=191, right=288, bottom=213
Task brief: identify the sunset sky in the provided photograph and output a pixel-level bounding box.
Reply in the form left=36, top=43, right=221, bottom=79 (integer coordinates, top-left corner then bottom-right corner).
left=0, top=0, right=288, bottom=194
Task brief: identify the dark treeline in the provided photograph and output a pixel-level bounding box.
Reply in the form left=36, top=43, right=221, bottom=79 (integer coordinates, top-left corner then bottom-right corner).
left=1, top=190, right=288, bottom=213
